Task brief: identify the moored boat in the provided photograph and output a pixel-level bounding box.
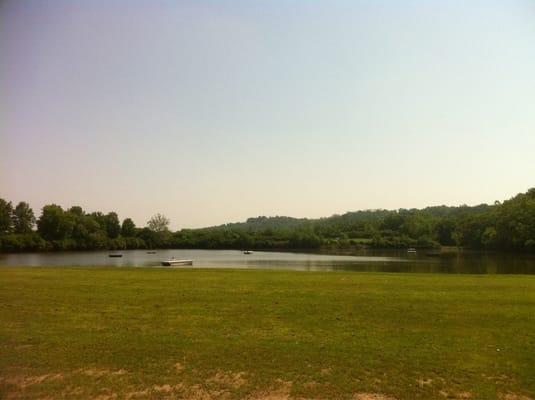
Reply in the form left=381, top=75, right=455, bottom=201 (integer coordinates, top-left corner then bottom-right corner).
left=161, top=259, right=193, bottom=266
left=109, top=254, right=123, bottom=258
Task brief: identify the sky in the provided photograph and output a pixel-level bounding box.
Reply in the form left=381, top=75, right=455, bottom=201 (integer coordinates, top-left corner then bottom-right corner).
left=1, top=0, right=535, bottom=229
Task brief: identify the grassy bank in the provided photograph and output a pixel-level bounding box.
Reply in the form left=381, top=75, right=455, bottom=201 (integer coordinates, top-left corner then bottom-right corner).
left=0, top=267, right=534, bottom=399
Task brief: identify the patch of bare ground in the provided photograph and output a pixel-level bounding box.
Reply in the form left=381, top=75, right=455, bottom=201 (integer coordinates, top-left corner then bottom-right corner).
left=143, top=378, right=317, bottom=400
left=0, top=369, right=131, bottom=400
left=153, top=384, right=174, bottom=393
left=0, top=373, right=64, bottom=389
left=174, top=362, right=185, bottom=372
left=63, top=385, right=84, bottom=396
left=439, top=390, right=472, bottom=399
left=143, top=382, right=217, bottom=400
left=207, top=371, right=247, bottom=389
left=482, top=373, right=510, bottom=382
left=244, top=379, right=293, bottom=400
left=501, top=394, right=534, bottom=400
left=302, top=381, right=319, bottom=390
left=80, top=368, right=127, bottom=378
left=174, top=383, right=214, bottom=400
left=94, top=391, right=118, bottom=400
left=125, top=388, right=149, bottom=399
left=353, top=394, right=398, bottom=400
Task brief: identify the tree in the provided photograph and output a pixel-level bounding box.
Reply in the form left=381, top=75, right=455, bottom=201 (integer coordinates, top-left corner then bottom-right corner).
left=0, top=199, right=13, bottom=235
left=68, top=206, right=84, bottom=217
left=138, top=227, right=158, bottom=248
left=147, top=213, right=170, bottom=232
left=37, top=204, right=74, bottom=241
left=104, top=212, right=121, bottom=239
left=481, top=227, right=497, bottom=248
left=435, top=218, right=455, bottom=246
left=13, top=201, right=36, bottom=234
left=121, top=218, right=136, bottom=237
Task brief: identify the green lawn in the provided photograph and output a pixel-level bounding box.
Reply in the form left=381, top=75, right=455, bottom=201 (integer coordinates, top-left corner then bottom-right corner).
left=0, top=267, right=534, bottom=400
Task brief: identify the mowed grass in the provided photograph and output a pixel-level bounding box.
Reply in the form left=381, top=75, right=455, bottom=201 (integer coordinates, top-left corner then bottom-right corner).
left=0, top=267, right=534, bottom=400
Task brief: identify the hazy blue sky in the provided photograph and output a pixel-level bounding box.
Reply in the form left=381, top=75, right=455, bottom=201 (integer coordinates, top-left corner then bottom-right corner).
left=2, top=0, right=535, bottom=229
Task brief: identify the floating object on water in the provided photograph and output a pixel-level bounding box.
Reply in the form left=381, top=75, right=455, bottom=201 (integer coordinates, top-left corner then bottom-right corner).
left=108, top=254, right=123, bottom=258
left=243, top=250, right=253, bottom=255
left=161, top=259, right=193, bottom=266
left=407, top=248, right=417, bottom=254
left=147, top=251, right=157, bottom=254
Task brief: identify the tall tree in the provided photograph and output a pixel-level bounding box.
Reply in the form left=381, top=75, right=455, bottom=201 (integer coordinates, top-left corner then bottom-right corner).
left=147, top=213, right=170, bottom=232
left=0, top=199, right=13, bottom=235
left=37, top=204, right=74, bottom=241
left=68, top=206, right=84, bottom=217
left=121, top=218, right=136, bottom=237
left=12, top=201, right=36, bottom=234
left=104, top=212, right=121, bottom=238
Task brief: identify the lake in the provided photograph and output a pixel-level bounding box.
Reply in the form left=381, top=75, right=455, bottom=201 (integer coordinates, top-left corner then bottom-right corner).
left=1, top=249, right=535, bottom=273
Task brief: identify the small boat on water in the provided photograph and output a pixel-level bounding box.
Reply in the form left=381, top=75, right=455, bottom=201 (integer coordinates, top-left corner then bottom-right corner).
left=161, top=259, right=193, bottom=266
left=147, top=251, right=157, bottom=254
left=407, top=248, right=417, bottom=254
left=243, top=250, right=253, bottom=255
left=109, top=254, right=123, bottom=258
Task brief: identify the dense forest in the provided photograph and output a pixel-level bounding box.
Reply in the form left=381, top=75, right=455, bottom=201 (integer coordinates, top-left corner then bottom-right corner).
left=1, top=188, right=535, bottom=252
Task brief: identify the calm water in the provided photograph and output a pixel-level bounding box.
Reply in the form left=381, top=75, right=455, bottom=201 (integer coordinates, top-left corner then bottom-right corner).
left=1, top=249, right=535, bottom=274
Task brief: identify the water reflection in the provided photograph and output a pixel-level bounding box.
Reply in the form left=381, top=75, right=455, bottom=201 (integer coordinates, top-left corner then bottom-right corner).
left=0, top=249, right=534, bottom=274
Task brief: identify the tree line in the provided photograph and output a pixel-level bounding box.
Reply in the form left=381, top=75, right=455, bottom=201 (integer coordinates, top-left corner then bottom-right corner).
left=1, top=188, right=534, bottom=252
left=0, top=200, right=170, bottom=251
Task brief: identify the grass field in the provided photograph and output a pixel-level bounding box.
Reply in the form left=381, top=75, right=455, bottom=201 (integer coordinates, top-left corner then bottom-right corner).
left=1, top=267, right=534, bottom=400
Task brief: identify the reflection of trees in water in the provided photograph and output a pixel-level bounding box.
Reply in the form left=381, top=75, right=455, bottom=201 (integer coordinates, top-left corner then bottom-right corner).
left=2, top=249, right=535, bottom=274
left=440, top=252, right=535, bottom=274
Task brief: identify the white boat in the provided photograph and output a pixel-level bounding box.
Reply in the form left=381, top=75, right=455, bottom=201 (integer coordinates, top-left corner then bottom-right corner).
left=407, top=248, right=417, bottom=254
left=243, top=250, right=253, bottom=255
left=161, top=259, right=193, bottom=266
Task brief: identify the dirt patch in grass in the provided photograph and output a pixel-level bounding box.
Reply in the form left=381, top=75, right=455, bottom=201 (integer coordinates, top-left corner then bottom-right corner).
left=0, top=373, right=64, bottom=390
left=353, top=394, right=398, bottom=400
left=94, top=394, right=118, bottom=400
left=501, top=394, right=534, bottom=400
left=81, top=368, right=127, bottom=378
left=125, top=388, right=149, bottom=399
left=439, top=390, right=473, bottom=399
left=153, top=384, right=174, bottom=393
left=302, top=381, right=319, bottom=390
left=208, top=371, right=247, bottom=389
left=174, top=383, right=214, bottom=400
left=244, top=379, right=293, bottom=400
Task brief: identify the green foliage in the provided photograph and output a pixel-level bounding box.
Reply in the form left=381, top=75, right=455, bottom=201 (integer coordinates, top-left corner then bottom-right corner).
left=147, top=213, right=170, bottom=232
left=121, top=218, right=136, bottom=237
left=37, top=205, right=75, bottom=241
left=0, top=233, right=46, bottom=251
left=104, top=212, right=121, bottom=239
left=481, top=227, right=498, bottom=248
left=2, top=188, right=535, bottom=252
left=0, top=199, right=14, bottom=234
left=12, top=202, right=36, bottom=234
